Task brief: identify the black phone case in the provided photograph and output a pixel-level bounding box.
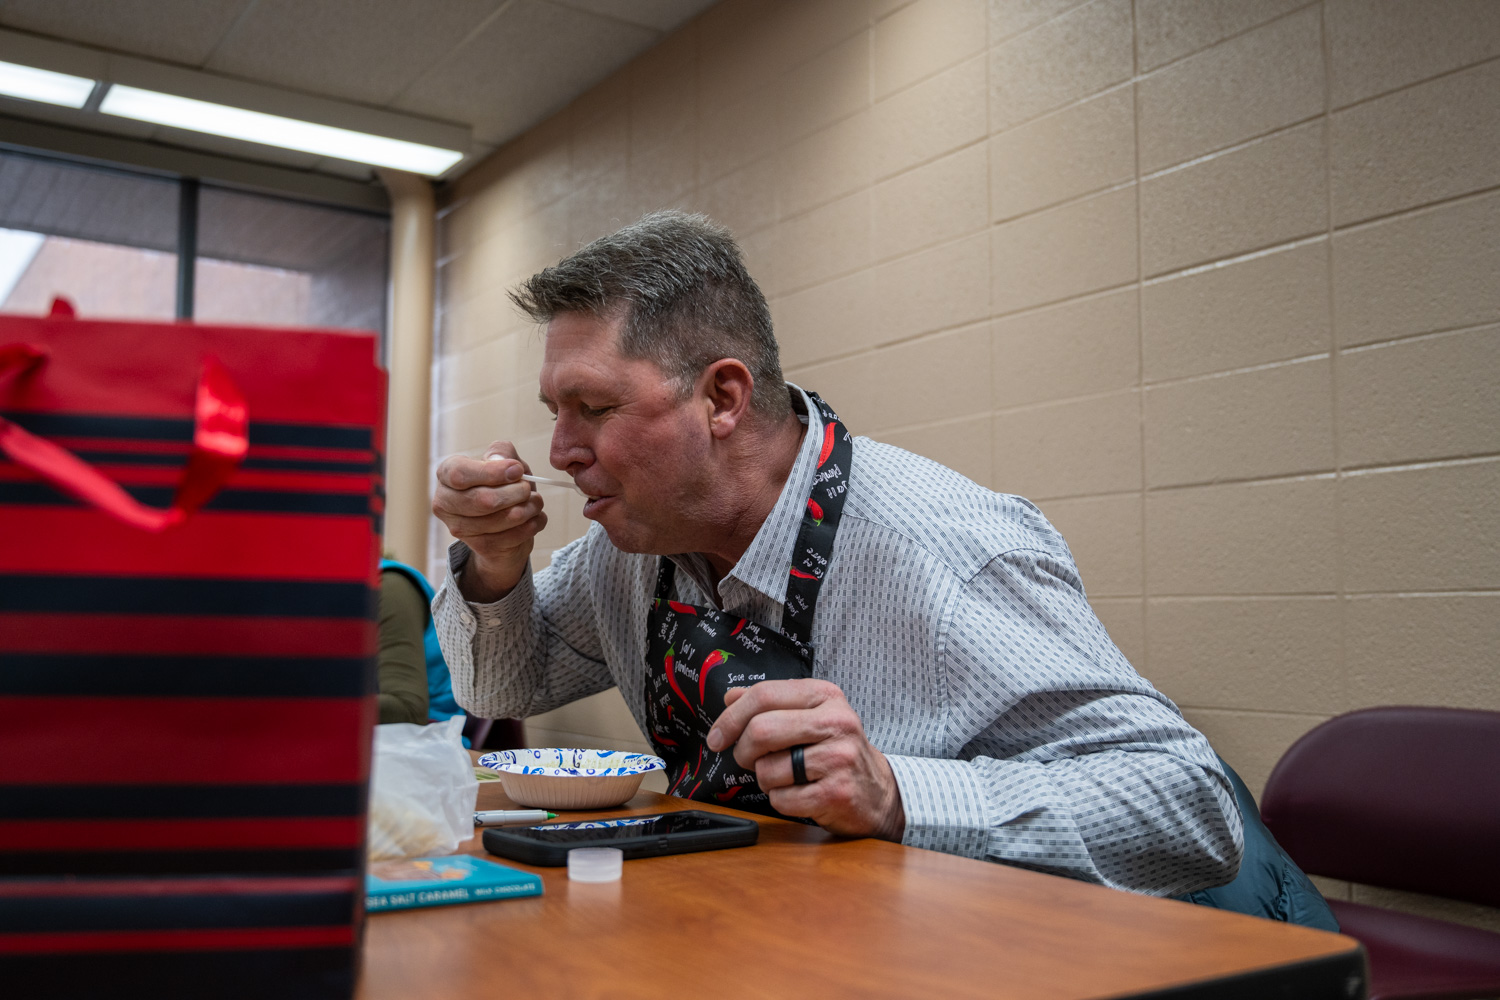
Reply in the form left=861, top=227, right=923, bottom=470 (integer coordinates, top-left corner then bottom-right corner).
left=481, top=810, right=760, bottom=867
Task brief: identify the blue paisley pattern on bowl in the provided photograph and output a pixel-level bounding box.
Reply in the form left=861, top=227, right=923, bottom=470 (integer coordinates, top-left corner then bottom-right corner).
left=477, top=748, right=666, bottom=778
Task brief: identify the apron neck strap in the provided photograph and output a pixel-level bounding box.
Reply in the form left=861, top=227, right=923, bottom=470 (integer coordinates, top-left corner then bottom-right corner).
left=652, top=391, right=853, bottom=653
left=779, top=391, right=850, bottom=647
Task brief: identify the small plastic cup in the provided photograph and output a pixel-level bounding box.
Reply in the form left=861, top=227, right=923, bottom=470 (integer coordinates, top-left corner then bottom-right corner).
left=568, top=847, right=623, bottom=882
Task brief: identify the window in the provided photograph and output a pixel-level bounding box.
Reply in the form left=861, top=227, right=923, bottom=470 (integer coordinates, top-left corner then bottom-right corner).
left=195, top=186, right=388, bottom=333
left=0, top=148, right=388, bottom=336
left=0, top=151, right=178, bottom=319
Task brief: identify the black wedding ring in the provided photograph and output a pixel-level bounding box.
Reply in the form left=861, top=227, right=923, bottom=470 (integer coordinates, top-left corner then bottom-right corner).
left=790, top=744, right=810, bottom=785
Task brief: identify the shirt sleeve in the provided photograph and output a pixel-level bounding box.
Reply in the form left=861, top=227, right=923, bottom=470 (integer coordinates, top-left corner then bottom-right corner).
left=376, top=569, right=430, bottom=725
left=884, top=548, right=1245, bottom=896
left=432, top=535, right=618, bottom=721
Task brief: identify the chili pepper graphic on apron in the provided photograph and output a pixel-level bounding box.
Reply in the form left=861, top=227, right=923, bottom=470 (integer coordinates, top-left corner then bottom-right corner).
left=643, top=392, right=852, bottom=819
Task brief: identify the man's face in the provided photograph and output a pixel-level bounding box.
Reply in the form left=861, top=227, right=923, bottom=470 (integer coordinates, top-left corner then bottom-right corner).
left=539, top=311, right=713, bottom=554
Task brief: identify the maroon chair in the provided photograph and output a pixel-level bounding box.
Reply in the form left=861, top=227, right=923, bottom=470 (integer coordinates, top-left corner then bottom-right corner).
left=1261, top=707, right=1500, bottom=1000
left=461, top=715, right=527, bottom=751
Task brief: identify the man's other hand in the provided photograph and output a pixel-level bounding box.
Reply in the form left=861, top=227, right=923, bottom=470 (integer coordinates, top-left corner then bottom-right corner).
left=432, top=441, right=547, bottom=603
left=705, top=678, right=906, bottom=841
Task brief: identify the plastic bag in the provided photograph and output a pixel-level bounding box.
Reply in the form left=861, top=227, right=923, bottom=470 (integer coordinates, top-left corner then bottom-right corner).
left=367, top=717, right=479, bottom=861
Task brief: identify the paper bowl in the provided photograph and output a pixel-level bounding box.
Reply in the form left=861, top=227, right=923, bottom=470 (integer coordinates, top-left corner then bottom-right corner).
left=476, top=748, right=666, bottom=810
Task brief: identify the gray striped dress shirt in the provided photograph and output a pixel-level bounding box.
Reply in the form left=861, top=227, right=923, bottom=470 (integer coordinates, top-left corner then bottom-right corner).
left=434, top=385, right=1243, bottom=895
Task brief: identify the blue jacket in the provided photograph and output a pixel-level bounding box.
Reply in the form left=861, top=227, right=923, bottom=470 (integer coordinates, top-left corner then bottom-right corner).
left=1174, top=757, right=1339, bottom=931
left=379, top=559, right=463, bottom=725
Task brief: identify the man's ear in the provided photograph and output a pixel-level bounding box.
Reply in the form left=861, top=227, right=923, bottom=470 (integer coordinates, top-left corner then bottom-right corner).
left=699, top=359, right=755, bottom=440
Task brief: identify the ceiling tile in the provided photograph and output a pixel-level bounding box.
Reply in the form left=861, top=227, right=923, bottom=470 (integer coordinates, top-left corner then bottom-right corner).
left=0, top=0, right=251, bottom=67
left=395, top=0, right=657, bottom=146
left=554, top=0, right=719, bottom=32
left=205, top=0, right=504, bottom=108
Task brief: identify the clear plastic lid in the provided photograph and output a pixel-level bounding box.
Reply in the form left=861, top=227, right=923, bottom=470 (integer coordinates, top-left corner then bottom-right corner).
left=568, top=847, right=623, bottom=882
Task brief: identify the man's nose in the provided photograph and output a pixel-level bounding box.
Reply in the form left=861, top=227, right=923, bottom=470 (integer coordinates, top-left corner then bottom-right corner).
left=549, top=413, right=591, bottom=472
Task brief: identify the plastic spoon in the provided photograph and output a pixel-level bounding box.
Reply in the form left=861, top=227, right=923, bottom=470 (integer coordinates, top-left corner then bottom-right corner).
left=521, top=474, right=590, bottom=497
left=484, top=455, right=590, bottom=497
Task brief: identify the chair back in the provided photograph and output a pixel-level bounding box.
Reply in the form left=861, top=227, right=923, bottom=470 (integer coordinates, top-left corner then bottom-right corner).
left=1260, top=706, right=1500, bottom=908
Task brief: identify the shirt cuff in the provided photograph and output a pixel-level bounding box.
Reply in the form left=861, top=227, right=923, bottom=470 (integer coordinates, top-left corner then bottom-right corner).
left=441, top=540, right=533, bottom=631
left=885, top=754, right=991, bottom=860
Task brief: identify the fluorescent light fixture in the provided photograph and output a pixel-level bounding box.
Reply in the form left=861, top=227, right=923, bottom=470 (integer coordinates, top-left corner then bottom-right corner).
left=0, top=59, right=95, bottom=108
left=100, top=84, right=464, bottom=176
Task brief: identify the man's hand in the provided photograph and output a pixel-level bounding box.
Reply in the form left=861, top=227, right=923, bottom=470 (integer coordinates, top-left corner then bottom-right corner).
left=705, top=678, right=905, bottom=841
left=431, top=441, right=547, bottom=603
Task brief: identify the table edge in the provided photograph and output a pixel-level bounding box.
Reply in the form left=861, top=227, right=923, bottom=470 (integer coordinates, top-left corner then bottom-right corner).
left=1112, top=942, right=1367, bottom=1000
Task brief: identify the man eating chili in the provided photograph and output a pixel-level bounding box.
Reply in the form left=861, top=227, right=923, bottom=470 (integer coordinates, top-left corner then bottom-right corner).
left=429, top=211, right=1243, bottom=896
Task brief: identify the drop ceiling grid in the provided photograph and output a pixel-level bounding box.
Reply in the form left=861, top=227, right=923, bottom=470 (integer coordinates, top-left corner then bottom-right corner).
left=0, top=0, right=720, bottom=177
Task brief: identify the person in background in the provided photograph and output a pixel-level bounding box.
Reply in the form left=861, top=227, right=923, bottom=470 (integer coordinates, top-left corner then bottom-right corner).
left=378, top=558, right=463, bottom=727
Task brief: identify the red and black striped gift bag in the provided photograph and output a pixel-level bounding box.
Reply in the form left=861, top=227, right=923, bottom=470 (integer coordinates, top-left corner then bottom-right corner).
left=0, top=301, right=383, bottom=999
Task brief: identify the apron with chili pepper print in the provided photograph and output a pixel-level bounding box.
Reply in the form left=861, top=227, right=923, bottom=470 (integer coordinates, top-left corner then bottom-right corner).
left=642, top=391, right=852, bottom=818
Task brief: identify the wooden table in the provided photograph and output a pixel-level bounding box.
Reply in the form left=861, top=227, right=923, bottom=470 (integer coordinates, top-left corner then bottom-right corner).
left=359, top=768, right=1365, bottom=1000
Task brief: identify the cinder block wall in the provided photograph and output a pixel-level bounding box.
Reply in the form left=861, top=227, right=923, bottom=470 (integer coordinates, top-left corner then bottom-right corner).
left=431, top=0, right=1500, bottom=922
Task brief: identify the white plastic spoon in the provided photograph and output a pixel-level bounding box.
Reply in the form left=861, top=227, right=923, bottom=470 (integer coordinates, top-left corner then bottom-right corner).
left=521, top=474, right=590, bottom=497
left=485, top=455, right=590, bottom=497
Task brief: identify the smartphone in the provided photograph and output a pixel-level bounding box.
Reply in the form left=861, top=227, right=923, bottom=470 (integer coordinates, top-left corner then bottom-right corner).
left=481, top=809, right=760, bottom=867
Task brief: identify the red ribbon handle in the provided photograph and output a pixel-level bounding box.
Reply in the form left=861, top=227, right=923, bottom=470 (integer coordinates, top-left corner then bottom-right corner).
left=0, top=341, right=248, bottom=532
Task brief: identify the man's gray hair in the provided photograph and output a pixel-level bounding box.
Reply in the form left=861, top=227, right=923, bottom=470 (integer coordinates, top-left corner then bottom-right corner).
left=510, top=211, right=790, bottom=420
